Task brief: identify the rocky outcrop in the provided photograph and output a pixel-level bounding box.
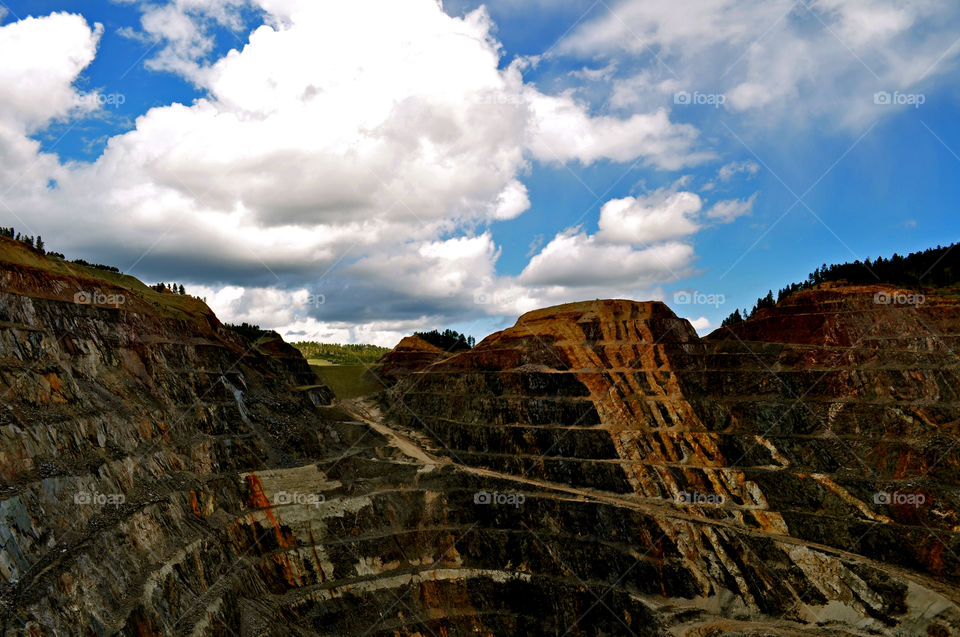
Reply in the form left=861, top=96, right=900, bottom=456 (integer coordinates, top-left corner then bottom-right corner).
left=385, top=294, right=960, bottom=635
left=2, top=235, right=958, bottom=636
left=0, top=239, right=350, bottom=635
left=368, top=335, right=445, bottom=382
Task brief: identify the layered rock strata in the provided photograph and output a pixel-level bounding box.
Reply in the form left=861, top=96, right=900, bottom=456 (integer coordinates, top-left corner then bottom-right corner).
left=384, top=294, right=960, bottom=635
left=2, top=235, right=959, bottom=636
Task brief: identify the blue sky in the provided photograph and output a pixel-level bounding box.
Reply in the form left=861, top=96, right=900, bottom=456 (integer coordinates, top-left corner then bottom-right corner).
left=1, top=0, right=958, bottom=345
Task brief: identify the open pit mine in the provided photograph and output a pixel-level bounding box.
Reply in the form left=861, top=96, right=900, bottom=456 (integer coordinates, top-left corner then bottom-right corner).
left=1, top=236, right=959, bottom=636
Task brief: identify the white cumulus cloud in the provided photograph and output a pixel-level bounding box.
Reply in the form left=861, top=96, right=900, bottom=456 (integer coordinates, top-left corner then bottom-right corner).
left=0, top=12, right=102, bottom=131
left=520, top=229, right=694, bottom=288
left=0, top=1, right=744, bottom=343
left=560, top=0, right=960, bottom=128
left=706, top=192, right=757, bottom=222
left=596, top=190, right=702, bottom=245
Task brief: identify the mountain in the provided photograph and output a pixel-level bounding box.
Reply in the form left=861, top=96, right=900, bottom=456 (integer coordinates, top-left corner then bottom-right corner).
left=2, top=236, right=959, bottom=635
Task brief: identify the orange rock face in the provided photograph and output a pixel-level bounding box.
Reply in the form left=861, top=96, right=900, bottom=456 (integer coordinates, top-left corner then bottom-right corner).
left=386, top=293, right=960, bottom=633
left=371, top=335, right=447, bottom=380
left=3, top=233, right=959, bottom=636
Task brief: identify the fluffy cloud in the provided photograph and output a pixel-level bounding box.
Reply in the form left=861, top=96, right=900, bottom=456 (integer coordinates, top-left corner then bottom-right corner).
left=520, top=180, right=757, bottom=297
left=717, top=160, right=759, bottom=182
left=7, top=1, right=707, bottom=252
left=520, top=183, right=704, bottom=294
left=0, top=1, right=734, bottom=343
left=0, top=12, right=102, bottom=231
left=525, top=94, right=711, bottom=169
left=491, top=180, right=531, bottom=221
left=688, top=316, right=713, bottom=332
left=520, top=230, right=694, bottom=287
left=706, top=192, right=757, bottom=222
left=561, top=0, right=960, bottom=127
left=0, top=13, right=102, bottom=131
left=596, top=190, right=702, bottom=245
left=192, top=284, right=426, bottom=347
left=117, top=0, right=251, bottom=80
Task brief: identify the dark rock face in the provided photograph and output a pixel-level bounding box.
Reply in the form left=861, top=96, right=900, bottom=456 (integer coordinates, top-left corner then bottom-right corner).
left=2, top=239, right=959, bottom=636
left=385, top=296, right=960, bottom=635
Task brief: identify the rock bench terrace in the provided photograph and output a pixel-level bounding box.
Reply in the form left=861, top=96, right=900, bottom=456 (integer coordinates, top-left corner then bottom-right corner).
left=2, top=240, right=960, bottom=636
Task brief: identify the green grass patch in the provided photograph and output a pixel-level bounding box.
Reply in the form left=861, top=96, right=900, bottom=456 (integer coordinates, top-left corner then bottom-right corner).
left=0, top=237, right=212, bottom=322
left=310, top=365, right=383, bottom=399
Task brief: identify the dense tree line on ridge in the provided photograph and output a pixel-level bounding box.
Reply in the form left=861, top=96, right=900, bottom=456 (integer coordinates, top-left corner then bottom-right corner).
left=722, top=241, right=960, bottom=327
left=2, top=226, right=119, bottom=272
left=293, top=342, right=390, bottom=365
left=1, top=227, right=207, bottom=296
left=153, top=282, right=187, bottom=295
left=413, top=329, right=475, bottom=351
left=2, top=227, right=50, bottom=256
left=224, top=322, right=275, bottom=341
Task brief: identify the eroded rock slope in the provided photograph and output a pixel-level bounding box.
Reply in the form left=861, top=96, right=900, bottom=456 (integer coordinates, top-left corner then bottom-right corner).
left=2, top=236, right=959, bottom=636
left=384, top=294, right=960, bottom=635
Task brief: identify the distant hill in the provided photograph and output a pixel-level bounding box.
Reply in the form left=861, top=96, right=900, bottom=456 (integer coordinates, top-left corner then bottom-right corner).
left=292, top=341, right=390, bottom=365
left=723, top=240, right=959, bottom=326
left=1, top=226, right=194, bottom=295
left=412, top=329, right=475, bottom=352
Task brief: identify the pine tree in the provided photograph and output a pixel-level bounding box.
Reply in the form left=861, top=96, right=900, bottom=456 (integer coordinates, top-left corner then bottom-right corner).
left=36, top=236, right=45, bottom=254
left=721, top=309, right=744, bottom=328
left=178, top=284, right=185, bottom=295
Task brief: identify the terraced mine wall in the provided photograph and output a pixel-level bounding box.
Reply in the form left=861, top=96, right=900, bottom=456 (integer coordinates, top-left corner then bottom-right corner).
left=2, top=236, right=959, bottom=636
left=383, top=294, right=960, bottom=635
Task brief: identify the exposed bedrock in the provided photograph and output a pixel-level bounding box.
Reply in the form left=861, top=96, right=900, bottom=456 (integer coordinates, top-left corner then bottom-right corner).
left=2, top=237, right=959, bottom=636
left=383, top=294, right=960, bottom=635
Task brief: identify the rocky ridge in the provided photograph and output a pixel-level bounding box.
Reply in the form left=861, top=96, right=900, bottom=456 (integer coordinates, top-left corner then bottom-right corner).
left=383, top=293, right=960, bottom=635
left=1, top=236, right=959, bottom=635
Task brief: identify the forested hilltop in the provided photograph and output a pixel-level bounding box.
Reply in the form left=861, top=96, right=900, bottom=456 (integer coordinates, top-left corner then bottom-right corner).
left=292, top=329, right=475, bottom=366
left=412, top=329, right=475, bottom=351
left=723, top=241, right=959, bottom=326
left=292, top=342, right=391, bottom=365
